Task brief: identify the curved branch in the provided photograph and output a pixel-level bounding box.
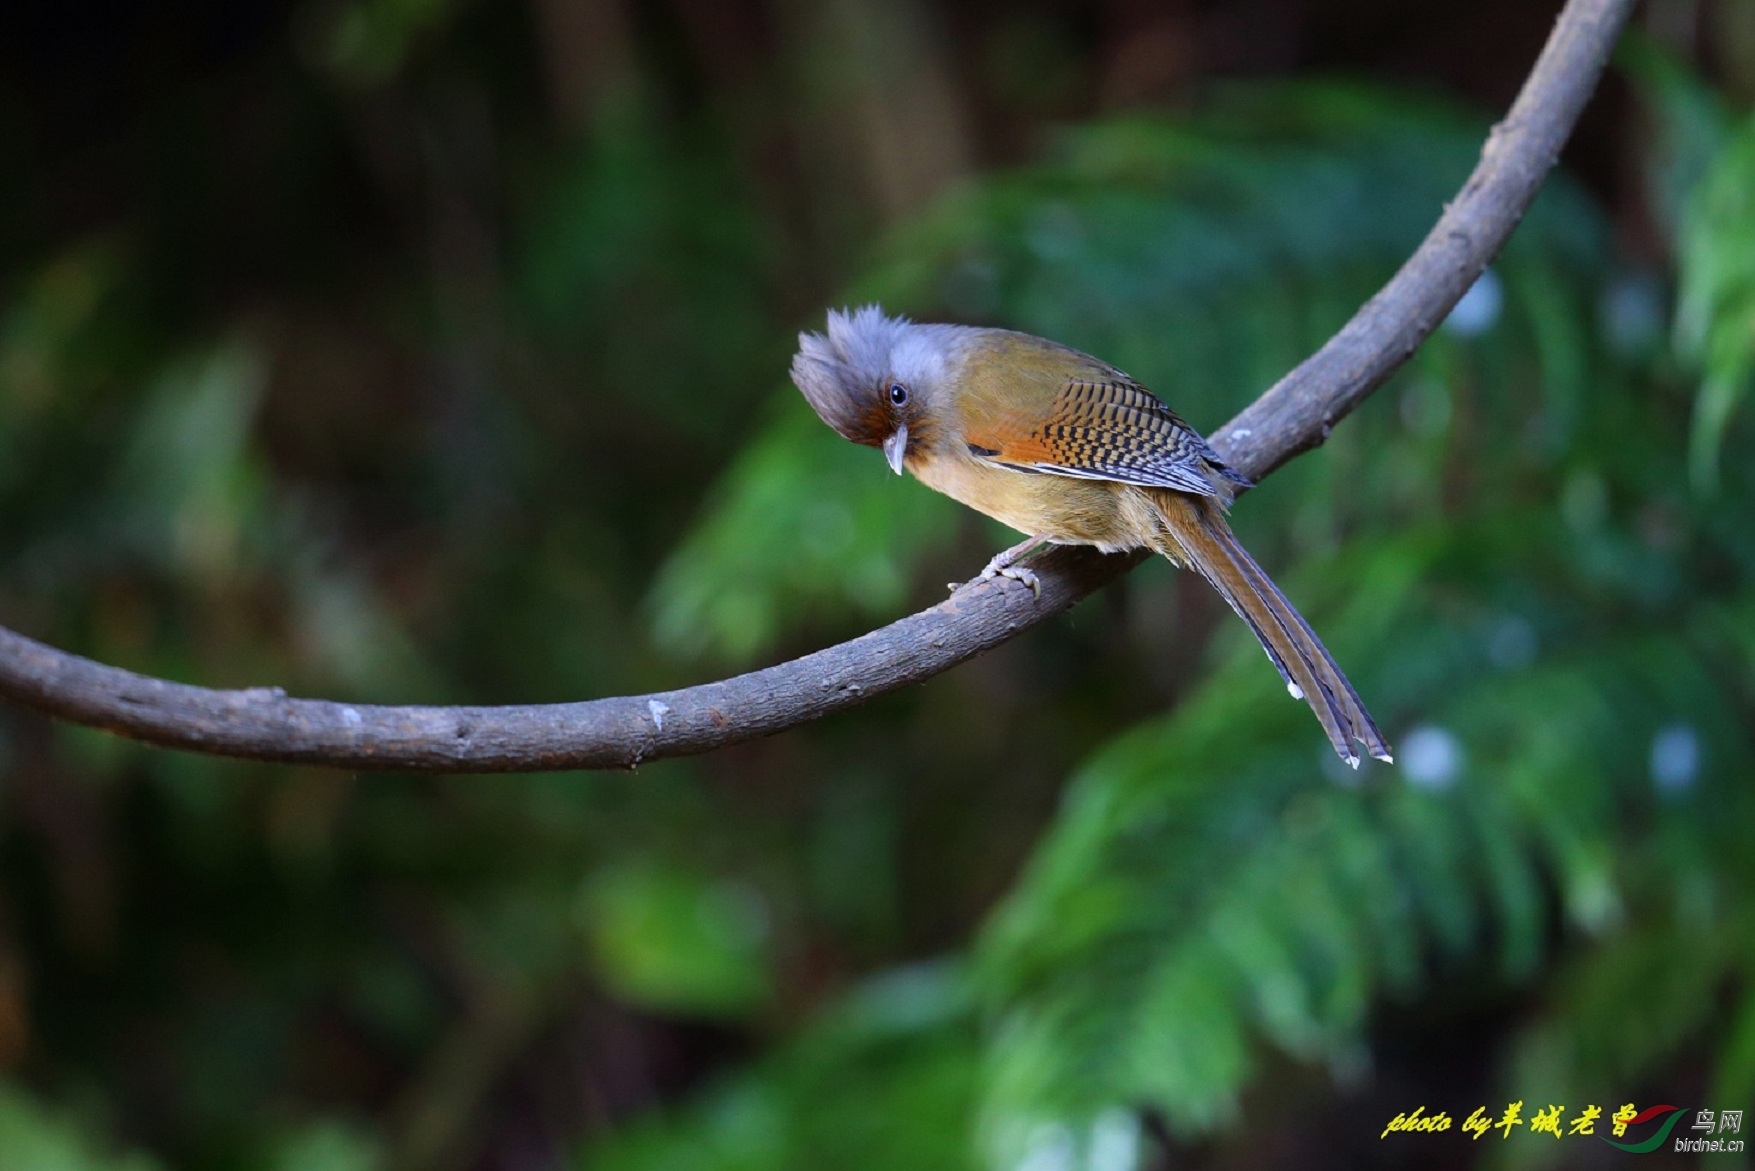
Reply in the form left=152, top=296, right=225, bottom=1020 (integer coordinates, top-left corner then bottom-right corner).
left=0, top=0, right=1634, bottom=773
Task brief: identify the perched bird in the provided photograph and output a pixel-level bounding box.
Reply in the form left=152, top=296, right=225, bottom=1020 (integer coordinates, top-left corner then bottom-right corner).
left=790, top=305, right=1391, bottom=766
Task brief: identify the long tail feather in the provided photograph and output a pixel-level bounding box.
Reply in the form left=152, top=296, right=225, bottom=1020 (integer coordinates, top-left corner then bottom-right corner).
left=1151, top=492, right=1391, bottom=766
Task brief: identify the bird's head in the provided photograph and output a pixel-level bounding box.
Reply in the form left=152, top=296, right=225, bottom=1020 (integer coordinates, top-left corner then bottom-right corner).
left=790, top=306, right=964, bottom=474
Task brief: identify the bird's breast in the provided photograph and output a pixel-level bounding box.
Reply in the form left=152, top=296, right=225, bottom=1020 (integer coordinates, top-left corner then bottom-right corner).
left=906, top=445, right=1149, bottom=553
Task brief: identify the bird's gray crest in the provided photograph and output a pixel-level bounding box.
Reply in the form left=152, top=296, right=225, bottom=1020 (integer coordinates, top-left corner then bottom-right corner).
left=790, top=305, right=916, bottom=442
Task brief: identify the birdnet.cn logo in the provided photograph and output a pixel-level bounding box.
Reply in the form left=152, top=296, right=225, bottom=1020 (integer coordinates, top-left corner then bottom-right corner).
left=1378, top=1101, right=1745, bottom=1152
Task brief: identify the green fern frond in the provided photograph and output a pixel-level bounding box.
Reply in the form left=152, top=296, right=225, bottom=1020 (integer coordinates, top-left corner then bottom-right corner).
left=1675, top=114, right=1755, bottom=493
left=973, top=505, right=1755, bottom=1156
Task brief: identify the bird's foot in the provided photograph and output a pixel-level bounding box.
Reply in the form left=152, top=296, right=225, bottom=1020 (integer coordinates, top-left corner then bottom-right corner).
left=980, top=560, right=1040, bottom=597
left=950, top=536, right=1050, bottom=596
left=961, top=536, right=1049, bottom=598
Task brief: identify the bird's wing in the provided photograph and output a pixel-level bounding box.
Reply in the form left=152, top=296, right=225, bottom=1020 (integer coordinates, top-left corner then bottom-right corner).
left=964, top=375, right=1246, bottom=497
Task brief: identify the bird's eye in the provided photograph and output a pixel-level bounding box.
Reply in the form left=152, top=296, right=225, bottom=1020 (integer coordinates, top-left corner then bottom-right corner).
left=888, top=383, right=909, bottom=406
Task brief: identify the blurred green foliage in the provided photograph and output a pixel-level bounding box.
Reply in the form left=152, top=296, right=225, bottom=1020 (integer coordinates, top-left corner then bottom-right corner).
left=1677, top=113, right=1755, bottom=491
left=4, top=5, right=1755, bottom=1171
left=583, top=863, right=772, bottom=1017
left=585, top=963, right=980, bottom=1171
left=0, top=1085, right=161, bottom=1171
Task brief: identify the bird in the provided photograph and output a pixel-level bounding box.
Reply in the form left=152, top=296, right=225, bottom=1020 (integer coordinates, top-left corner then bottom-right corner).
left=789, top=305, right=1392, bottom=767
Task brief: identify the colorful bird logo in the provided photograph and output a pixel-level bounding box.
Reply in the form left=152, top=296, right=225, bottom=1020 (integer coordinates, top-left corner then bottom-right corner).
left=1601, top=1105, right=1687, bottom=1153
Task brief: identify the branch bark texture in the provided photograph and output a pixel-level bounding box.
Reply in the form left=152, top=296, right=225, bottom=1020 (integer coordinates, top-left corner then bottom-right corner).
left=0, top=0, right=1636, bottom=772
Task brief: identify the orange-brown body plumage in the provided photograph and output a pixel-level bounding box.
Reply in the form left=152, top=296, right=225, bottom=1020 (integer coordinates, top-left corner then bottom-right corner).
left=791, top=306, right=1390, bottom=765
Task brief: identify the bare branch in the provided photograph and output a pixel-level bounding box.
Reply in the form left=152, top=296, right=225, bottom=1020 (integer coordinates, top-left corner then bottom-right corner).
left=0, top=0, right=1635, bottom=773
